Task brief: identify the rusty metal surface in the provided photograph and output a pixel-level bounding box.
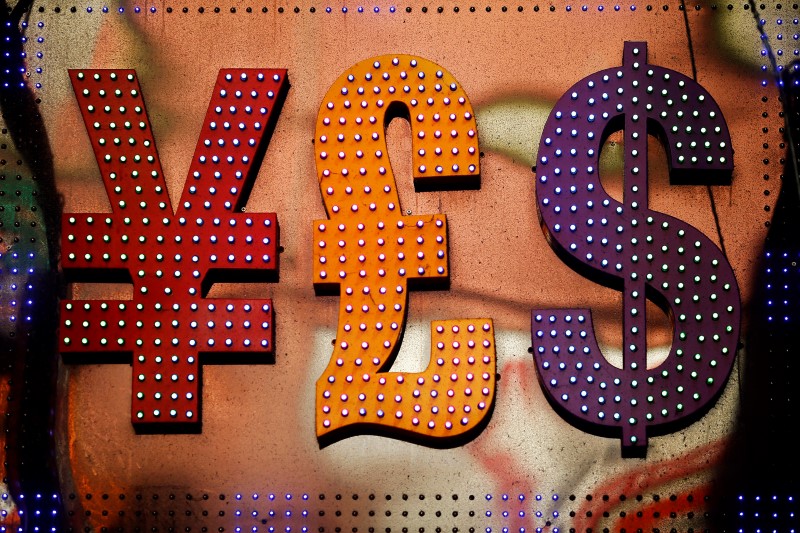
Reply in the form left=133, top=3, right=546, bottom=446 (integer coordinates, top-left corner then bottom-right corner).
left=0, top=0, right=793, bottom=530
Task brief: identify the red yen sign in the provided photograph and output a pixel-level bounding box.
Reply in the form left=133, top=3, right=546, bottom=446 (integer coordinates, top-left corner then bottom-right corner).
left=61, top=69, right=286, bottom=431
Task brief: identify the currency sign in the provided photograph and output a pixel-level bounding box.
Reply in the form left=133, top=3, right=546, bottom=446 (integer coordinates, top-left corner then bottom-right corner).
left=532, top=42, right=740, bottom=455
left=313, top=55, right=496, bottom=445
left=61, top=69, right=285, bottom=429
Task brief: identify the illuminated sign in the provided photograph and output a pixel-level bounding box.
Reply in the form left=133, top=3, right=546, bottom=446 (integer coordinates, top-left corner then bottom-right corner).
left=60, top=69, right=285, bottom=429
left=532, top=42, right=740, bottom=454
left=311, top=55, right=496, bottom=444
left=56, top=45, right=738, bottom=454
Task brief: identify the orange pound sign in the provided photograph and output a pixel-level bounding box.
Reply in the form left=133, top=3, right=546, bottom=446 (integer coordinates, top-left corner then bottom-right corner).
left=313, top=55, right=496, bottom=445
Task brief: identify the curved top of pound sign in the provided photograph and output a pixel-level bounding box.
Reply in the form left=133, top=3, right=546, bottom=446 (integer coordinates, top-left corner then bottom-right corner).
left=312, top=55, right=496, bottom=445
left=314, top=54, right=480, bottom=221
left=532, top=42, right=740, bottom=455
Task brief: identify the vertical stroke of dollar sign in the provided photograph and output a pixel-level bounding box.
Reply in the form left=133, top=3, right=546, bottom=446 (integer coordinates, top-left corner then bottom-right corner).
left=313, top=55, right=496, bottom=444
left=532, top=43, right=740, bottom=454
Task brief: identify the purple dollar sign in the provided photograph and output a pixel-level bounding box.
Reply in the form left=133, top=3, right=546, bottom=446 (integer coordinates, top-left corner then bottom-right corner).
left=532, top=42, right=740, bottom=455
